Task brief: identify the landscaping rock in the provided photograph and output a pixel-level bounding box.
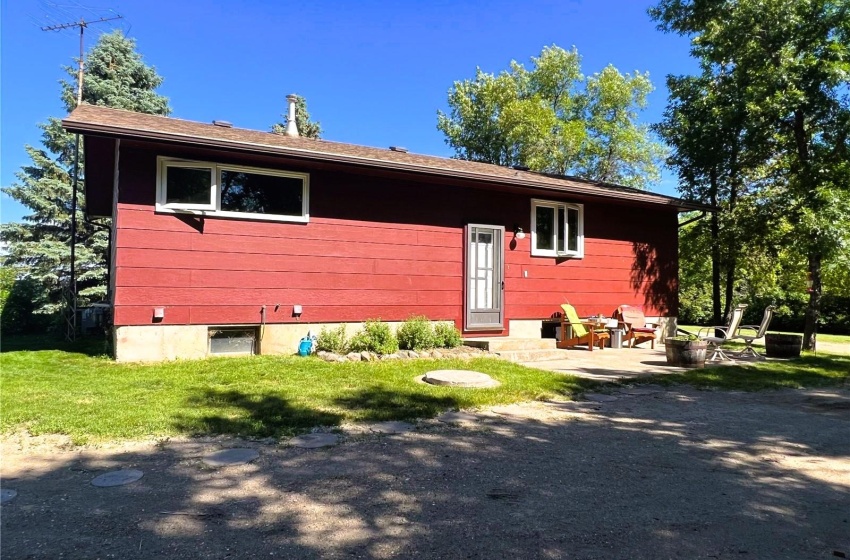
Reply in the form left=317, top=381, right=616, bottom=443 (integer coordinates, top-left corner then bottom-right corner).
left=407, top=350, right=419, bottom=359
left=346, top=352, right=362, bottom=362
left=360, top=351, right=373, bottom=361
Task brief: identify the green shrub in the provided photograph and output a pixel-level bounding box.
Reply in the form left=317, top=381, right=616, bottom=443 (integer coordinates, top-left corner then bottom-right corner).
left=397, top=316, right=436, bottom=350
left=316, top=324, right=348, bottom=354
left=434, top=322, right=463, bottom=348
left=349, top=319, right=399, bottom=355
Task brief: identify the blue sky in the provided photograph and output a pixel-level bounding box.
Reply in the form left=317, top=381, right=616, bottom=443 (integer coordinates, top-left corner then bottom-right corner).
left=1, top=0, right=698, bottom=224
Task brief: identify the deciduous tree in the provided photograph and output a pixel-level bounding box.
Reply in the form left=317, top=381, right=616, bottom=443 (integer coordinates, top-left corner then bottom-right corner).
left=437, top=45, right=663, bottom=189
left=651, top=0, right=850, bottom=349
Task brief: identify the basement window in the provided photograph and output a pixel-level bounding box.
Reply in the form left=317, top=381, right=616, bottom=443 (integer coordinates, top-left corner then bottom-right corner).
left=530, top=199, right=584, bottom=258
left=208, top=327, right=259, bottom=356
left=157, top=157, right=309, bottom=222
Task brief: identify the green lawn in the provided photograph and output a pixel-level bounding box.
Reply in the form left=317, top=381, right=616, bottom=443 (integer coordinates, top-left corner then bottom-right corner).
left=2, top=334, right=847, bottom=444
left=0, top=336, right=598, bottom=444
left=638, top=353, right=850, bottom=391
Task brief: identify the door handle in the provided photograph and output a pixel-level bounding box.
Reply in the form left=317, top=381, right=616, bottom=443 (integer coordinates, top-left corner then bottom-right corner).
left=501, top=281, right=505, bottom=290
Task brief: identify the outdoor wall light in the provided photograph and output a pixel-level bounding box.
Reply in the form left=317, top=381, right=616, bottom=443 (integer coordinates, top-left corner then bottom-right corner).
left=293, top=304, right=303, bottom=318
left=806, top=272, right=813, bottom=293
left=513, top=225, right=526, bottom=240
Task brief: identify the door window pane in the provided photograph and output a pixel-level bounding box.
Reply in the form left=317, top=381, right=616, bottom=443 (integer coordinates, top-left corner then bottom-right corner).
left=220, top=170, right=303, bottom=216
left=535, top=206, right=555, bottom=251
left=166, top=167, right=212, bottom=205
left=472, top=230, right=494, bottom=309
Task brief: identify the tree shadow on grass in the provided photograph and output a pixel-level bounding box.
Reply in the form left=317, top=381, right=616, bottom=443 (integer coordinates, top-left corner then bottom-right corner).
left=638, top=354, right=850, bottom=391
left=173, top=388, right=343, bottom=439
left=1, top=333, right=110, bottom=357
left=333, top=386, right=462, bottom=422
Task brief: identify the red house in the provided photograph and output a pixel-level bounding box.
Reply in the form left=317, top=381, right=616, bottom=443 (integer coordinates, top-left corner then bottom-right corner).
left=63, top=102, right=702, bottom=361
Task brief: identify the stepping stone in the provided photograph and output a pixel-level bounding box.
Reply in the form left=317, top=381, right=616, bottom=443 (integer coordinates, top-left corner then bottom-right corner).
left=202, top=448, right=260, bottom=468
left=544, top=400, right=600, bottom=411
left=91, top=469, right=144, bottom=488
left=437, top=411, right=479, bottom=424
left=1, top=489, right=17, bottom=504
left=584, top=393, right=619, bottom=403
left=423, top=369, right=500, bottom=388
left=368, top=421, right=415, bottom=434
left=618, top=387, right=662, bottom=396
left=289, top=433, right=339, bottom=449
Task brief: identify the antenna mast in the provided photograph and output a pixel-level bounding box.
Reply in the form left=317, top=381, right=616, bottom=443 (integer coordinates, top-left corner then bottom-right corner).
left=42, top=14, right=123, bottom=341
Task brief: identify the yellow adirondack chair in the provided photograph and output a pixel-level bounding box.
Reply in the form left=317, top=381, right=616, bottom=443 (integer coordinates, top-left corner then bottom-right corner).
left=557, top=303, right=609, bottom=351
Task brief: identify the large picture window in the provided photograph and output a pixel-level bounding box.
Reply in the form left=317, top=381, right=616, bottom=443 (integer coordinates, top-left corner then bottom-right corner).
left=530, top=199, right=584, bottom=258
left=156, top=157, right=309, bottom=222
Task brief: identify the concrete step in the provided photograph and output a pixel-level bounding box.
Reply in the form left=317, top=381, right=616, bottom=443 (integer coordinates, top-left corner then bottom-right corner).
left=494, top=349, right=568, bottom=362
left=464, top=337, right=557, bottom=352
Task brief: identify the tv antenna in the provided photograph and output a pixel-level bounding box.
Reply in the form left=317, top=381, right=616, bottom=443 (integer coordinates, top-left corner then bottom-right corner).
left=41, top=13, right=122, bottom=341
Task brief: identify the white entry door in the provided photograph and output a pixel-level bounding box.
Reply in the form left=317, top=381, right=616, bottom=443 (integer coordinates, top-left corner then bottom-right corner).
left=465, top=224, right=505, bottom=330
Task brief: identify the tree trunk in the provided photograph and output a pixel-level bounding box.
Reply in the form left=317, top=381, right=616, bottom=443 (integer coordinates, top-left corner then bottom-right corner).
left=793, top=109, right=819, bottom=352
left=803, top=252, right=821, bottom=351
left=723, top=155, right=739, bottom=326
left=709, top=167, right=722, bottom=326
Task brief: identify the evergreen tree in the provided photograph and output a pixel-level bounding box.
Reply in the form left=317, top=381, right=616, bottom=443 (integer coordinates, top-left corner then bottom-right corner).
left=272, top=94, right=322, bottom=139
left=1, top=30, right=171, bottom=318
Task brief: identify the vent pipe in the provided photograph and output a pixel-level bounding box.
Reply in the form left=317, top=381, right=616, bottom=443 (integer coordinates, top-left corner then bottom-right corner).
left=284, top=94, right=299, bottom=137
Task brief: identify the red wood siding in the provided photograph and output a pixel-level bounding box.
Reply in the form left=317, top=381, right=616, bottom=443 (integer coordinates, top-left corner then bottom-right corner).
left=112, top=145, right=678, bottom=329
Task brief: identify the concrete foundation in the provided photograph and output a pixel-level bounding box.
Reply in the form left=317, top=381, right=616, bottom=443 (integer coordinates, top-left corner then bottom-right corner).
left=113, top=317, right=677, bottom=362
left=114, top=325, right=207, bottom=362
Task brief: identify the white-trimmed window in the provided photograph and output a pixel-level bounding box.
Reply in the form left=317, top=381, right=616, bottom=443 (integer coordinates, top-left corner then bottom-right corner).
left=531, top=199, right=584, bottom=258
left=156, top=157, right=309, bottom=222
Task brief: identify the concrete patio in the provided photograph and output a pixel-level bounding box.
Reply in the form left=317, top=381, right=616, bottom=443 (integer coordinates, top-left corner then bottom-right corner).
left=465, top=337, right=754, bottom=381
left=518, top=345, right=710, bottom=381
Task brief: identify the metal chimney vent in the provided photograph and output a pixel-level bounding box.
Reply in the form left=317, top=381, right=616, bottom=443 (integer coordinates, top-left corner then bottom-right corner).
left=389, top=146, right=408, bottom=153
left=212, top=120, right=233, bottom=128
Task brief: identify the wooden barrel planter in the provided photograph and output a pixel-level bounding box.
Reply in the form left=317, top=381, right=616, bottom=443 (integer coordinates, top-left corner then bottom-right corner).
left=665, top=338, right=707, bottom=368
left=764, top=333, right=802, bottom=358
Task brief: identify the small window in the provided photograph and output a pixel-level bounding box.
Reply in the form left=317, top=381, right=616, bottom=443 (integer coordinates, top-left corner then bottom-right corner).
left=208, top=327, right=258, bottom=355
left=157, top=157, right=309, bottom=222
left=160, top=163, right=215, bottom=210
left=531, top=199, right=584, bottom=258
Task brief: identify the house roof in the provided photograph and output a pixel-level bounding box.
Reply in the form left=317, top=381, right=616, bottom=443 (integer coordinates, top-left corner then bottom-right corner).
left=63, top=104, right=708, bottom=212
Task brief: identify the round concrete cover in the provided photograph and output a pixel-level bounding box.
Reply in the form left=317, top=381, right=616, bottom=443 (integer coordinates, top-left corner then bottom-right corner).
left=289, top=433, right=339, bottom=449
left=1, top=489, right=18, bottom=504
left=424, top=370, right=499, bottom=388
left=368, top=421, right=414, bottom=434
left=202, top=448, right=260, bottom=467
left=91, top=469, right=144, bottom=488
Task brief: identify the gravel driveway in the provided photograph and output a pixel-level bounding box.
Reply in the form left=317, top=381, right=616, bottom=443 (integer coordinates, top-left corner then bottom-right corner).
left=2, top=385, right=848, bottom=559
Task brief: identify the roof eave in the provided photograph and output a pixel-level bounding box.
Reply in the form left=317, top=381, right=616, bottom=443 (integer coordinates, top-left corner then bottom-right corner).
left=62, top=117, right=711, bottom=213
